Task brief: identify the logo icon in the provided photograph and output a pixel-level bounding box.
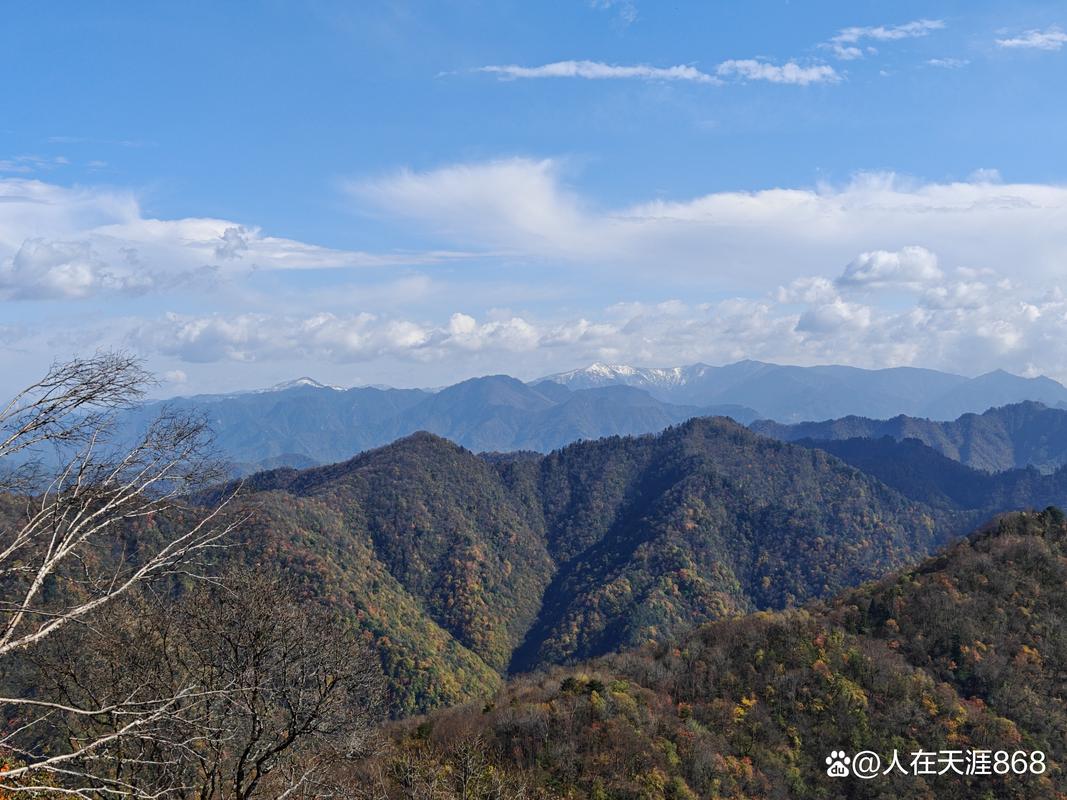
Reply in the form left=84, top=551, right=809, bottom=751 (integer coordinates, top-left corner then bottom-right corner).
left=826, top=750, right=851, bottom=777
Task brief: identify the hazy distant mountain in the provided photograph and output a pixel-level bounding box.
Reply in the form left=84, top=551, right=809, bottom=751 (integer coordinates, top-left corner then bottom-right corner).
left=920, top=369, right=1067, bottom=420
left=388, top=376, right=757, bottom=453
left=125, top=376, right=756, bottom=472
left=753, top=401, right=1067, bottom=473
left=111, top=362, right=1067, bottom=472
left=540, top=360, right=1067, bottom=421
left=121, top=383, right=429, bottom=469
left=790, top=434, right=1067, bottom=511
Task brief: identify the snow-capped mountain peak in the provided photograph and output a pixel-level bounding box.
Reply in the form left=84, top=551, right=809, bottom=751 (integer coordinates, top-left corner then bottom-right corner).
left=540, top=362, right=696, bottom=391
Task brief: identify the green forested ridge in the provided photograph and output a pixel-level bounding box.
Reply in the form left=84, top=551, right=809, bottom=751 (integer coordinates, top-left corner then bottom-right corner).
left=353, top=508, right=1067, bottom=799
left=506, top=419, right=953, bottom=672
left=207, top=416, right=1041, bottom=714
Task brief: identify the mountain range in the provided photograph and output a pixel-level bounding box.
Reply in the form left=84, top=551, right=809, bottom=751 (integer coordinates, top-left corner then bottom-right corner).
left=191, top=414, right=1067, bottom=715
left=124, top=376, right=754, bottom=474
left=540, top=360, right=1067, bottom=421
left=13, top=375, right=1067, bottom=794
left=122, top=361, right=1067, bottom=474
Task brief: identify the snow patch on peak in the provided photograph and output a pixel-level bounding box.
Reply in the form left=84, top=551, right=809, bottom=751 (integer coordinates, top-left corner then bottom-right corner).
left=263, top=377, right=344, bottom=392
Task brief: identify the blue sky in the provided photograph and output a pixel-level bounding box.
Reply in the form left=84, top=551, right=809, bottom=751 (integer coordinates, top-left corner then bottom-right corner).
left=2, top=1, right=1067, bottom=394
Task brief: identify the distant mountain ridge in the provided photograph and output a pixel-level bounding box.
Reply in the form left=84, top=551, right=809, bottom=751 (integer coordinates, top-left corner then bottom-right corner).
left=790, top=434, right=1067, bottom=511
left=125, top=376, right=756, bottom=474
left=753, top=400, right=1067, bottom=473
left=113, top=361, right=1067, bottom=473
left=540, top=360, right=1067, bottom=421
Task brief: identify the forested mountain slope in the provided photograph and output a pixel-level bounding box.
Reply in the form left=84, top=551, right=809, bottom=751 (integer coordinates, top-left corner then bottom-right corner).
left=14, top=414, right=1067, bottom=722
left=216, top=418, right=999, bottom=713
left=356, top=508, right=1067, bottom=799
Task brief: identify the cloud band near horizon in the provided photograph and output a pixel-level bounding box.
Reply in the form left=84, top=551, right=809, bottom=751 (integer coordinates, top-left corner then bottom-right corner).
left=4, top=159, right=1067, bottom=392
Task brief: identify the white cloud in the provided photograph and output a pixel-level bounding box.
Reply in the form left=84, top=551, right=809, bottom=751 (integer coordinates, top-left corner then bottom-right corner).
left=134, top=310, right=545, bottom=364
left=118, top=252, right=1067, bottom=384
left=832, top=19, right=945, bottom=44
left=353, top=158, right=1067, bottom=295
left=350, top=158, right=594, bottom=258
left=828, top=44, right=865, bottom=61
left=715, top=60, right=840, bottom=85
left=475, top=58, right=840, bottom=86
left=826, top=19, right=944, bottom=60
left=838, top=246, right=943, bottom=290
left=927, top=57, right=970, bottom=69
left=0, top=237, right=161, bottom=299
left=996, top=27, right=1067, bottom=51
left=477, top=60, right=720, bottom=83
left=0, top=178, right=473, bottom=300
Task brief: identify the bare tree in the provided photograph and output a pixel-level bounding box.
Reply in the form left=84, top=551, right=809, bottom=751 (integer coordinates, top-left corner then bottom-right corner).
left=17, top=572, right=383, bottom=799
left=0, top=353, right=243, bottom=795
left=346, top=735, right=529, bottom=800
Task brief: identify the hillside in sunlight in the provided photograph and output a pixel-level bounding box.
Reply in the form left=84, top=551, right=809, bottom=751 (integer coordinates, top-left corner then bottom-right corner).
left=353, top=508, right=1067, bottom=799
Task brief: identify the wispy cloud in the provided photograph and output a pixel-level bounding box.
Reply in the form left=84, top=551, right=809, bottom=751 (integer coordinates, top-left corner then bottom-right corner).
left=476, top=58, right=839, bottom=86
left=590, top=0, right=637, bottom=27
left=927, top=57, right=970, bottom=69
left=0, top=155, right=70, bottom=174
left=826, top=19, right=945, bottom=60
left=716, top=60, right=840, bottom=85
left=477, top=60, right=720, bottom=83
left=833, top=19, right=945, bottom=44
left=996, top=26, right=1067, bottom=51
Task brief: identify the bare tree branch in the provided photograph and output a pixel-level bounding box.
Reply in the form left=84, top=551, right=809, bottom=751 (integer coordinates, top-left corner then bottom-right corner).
left=0, top=353, right=246, bottom=797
